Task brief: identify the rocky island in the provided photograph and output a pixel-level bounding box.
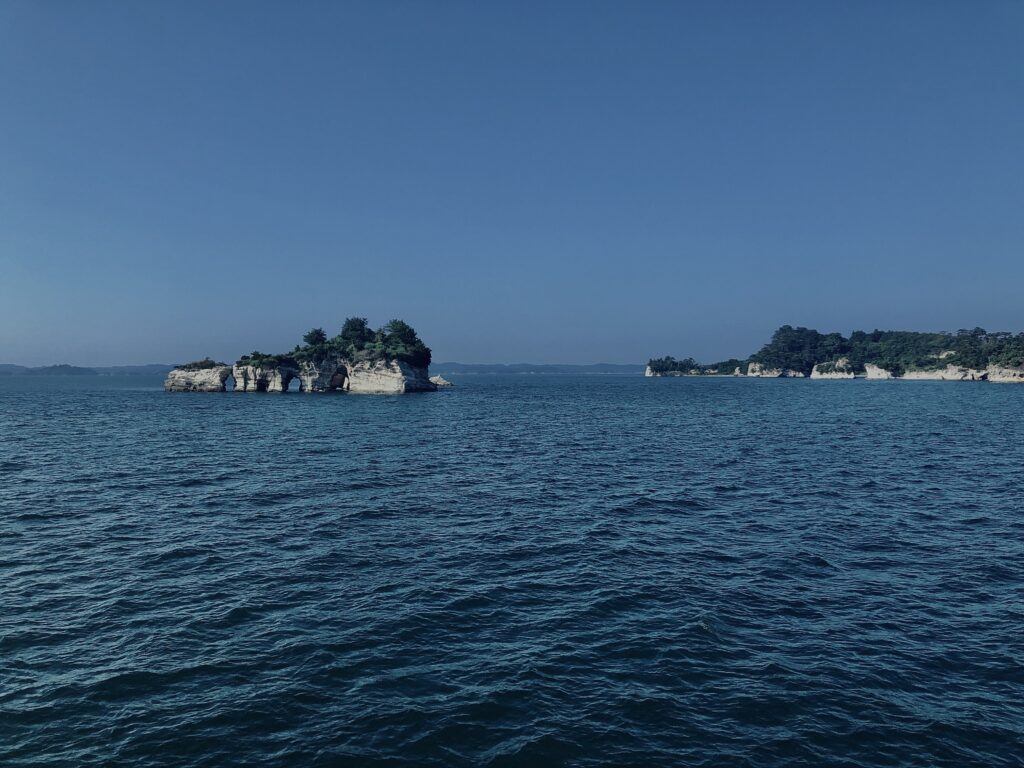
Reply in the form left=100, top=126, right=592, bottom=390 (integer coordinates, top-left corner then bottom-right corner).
left=648, top=326, right=1024, bottom=383
left=165, top=318, right=437, bottom=394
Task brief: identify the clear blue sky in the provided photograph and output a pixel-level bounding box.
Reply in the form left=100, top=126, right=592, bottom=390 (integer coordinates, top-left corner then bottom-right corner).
left=2, top=1, right=1022, bottom=366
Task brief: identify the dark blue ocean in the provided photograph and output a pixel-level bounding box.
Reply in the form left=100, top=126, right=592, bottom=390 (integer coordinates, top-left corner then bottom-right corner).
left=2, top=374, right=1022, bottom=767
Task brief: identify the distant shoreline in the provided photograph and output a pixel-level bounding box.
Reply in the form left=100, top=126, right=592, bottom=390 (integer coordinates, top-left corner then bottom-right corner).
left=649, top=325, right=1024, bottom=383
left=1, top=362, right=647, bottom=376
left=0, top=364, right=174, bottom=377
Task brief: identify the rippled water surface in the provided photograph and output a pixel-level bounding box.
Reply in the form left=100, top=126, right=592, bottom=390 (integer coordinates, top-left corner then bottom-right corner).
left=2, top=374, right=1022, bottom=767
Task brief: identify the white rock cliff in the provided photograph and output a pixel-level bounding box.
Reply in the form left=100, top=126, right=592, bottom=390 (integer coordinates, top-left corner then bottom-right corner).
left=810, top=357, right=855, bottom=379
left=232, top=363, right=298, bottom=393
left=986, top=365, right=1024, bottom=383
left=164, top=365, right=233, bottom=392
left=166, top=356, right=437, bottom=394
left=864, top=364, right=894, bottom=379
left=900, top=365, right=987, bottom=381
left=346, top=359, right=435, bottom=393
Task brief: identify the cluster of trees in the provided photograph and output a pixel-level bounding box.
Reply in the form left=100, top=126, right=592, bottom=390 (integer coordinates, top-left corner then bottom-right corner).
left=844, top=328, right=1024, bottom=374
left=647, top=356, right=746, bottom=375
left=178, top=357, right=225, bottom=370
left=236, top=318, right=432, bottom=369
left=650, top=326, right=1024, bottom=376
left=751, top=326, right=847, bottom=376
left=647, top=356, right=702, bottom=375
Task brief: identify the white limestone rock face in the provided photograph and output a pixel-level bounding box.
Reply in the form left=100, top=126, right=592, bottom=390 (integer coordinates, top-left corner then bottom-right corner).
left=984, top=365, right=1024, bottom=383
left=233, top=358, right=434, bottom=394
left=733, top=367, right=744, bottom=376
left=644, top=366, right=655, bottom=377
left=864, top=364, right=894, bottom=379
left=298, top=357, right=349, bottom=392
left=746, top=362, right=782, bottom=377
left=346, top=360, right=436, bottom=394
left=430, top=375, right=453, bottom=387
left=899, top=365, right=987, bottom=381
left=232, top=364, right=299, bottom=392
left=747, top=363, right=805, bottom=377
left=164, top=365, right=233, bottom=392
left=810, top=357, right=855, bottom=379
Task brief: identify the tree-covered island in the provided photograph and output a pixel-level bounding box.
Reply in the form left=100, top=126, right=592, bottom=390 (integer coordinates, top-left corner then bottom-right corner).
left=648, top=326, right=1024, bottom=382
left=166, top=317, right=437, bottom=393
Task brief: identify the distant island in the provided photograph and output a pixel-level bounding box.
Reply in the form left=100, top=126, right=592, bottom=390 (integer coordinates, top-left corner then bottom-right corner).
left=165, top=318, right=440, bottom=394
left=648, top=326, right=1024, bottom=383
left=432, top=363, right=644, bottom=375
left=0, top=363, right=173, bottom=376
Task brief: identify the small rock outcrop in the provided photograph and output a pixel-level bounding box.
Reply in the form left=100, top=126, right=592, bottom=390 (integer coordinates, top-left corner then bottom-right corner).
left=746, top=362, right=781, bottom=377
left=864, top=364, right=894, bottom=379
left=430, top=375, right=453, bottom=387
left=164, top=364, right=233, bottom=392
left=810, top=358, right=855, bottom=379
left=644, top=366, right=655, bottom=377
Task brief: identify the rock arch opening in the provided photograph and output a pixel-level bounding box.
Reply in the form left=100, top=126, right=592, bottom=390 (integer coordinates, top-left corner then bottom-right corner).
left=329, top=366, right=348, bottom=392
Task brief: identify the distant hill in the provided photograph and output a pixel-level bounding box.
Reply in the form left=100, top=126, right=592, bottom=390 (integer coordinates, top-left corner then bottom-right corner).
left=1, top=361, right=644, bottom=377
left=93, top=364, right=175, bottom=376
left=24, top=364, right=98, bottom=376
left=432, top=362, right=644, bottom=375
left=0, top=363, right=174, bottom=376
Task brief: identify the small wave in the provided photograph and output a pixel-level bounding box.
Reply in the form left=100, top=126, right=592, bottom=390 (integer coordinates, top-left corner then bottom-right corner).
left=612, top=495, right=712, bottom=514
left=150, top=545, right=207, bottom=563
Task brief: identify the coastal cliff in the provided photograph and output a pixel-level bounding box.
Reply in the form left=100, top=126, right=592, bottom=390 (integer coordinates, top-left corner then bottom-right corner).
left=297, top=357, right=347, bottom=392
left=232, top=363, right=298, bottom=393
left=748, top=362, right=805, bottom=378
left=348, top=359, right=435, bottom=393
left=987, top=366, right=1024, bottom=383
left=899, top=365, right=987, bottom=381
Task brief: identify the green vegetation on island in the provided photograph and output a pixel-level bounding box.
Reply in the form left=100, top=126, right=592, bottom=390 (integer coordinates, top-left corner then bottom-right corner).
left=236, top=317, right=432, bottom=370
left=651, top=325, right=1024, bottom=376
left=177, top=358, right=227, bottom=370
left=647, top=356, right=746, bottom=376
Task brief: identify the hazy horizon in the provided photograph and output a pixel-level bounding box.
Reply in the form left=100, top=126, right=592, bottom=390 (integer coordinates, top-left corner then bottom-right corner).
left=5, top=318, right=1024, bottom=370
left=3, top=1, right=1022, bottom=366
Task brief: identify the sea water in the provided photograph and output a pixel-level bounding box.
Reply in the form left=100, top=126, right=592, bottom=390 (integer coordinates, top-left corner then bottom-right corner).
left=2, top=375, right=1022, bottom=766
